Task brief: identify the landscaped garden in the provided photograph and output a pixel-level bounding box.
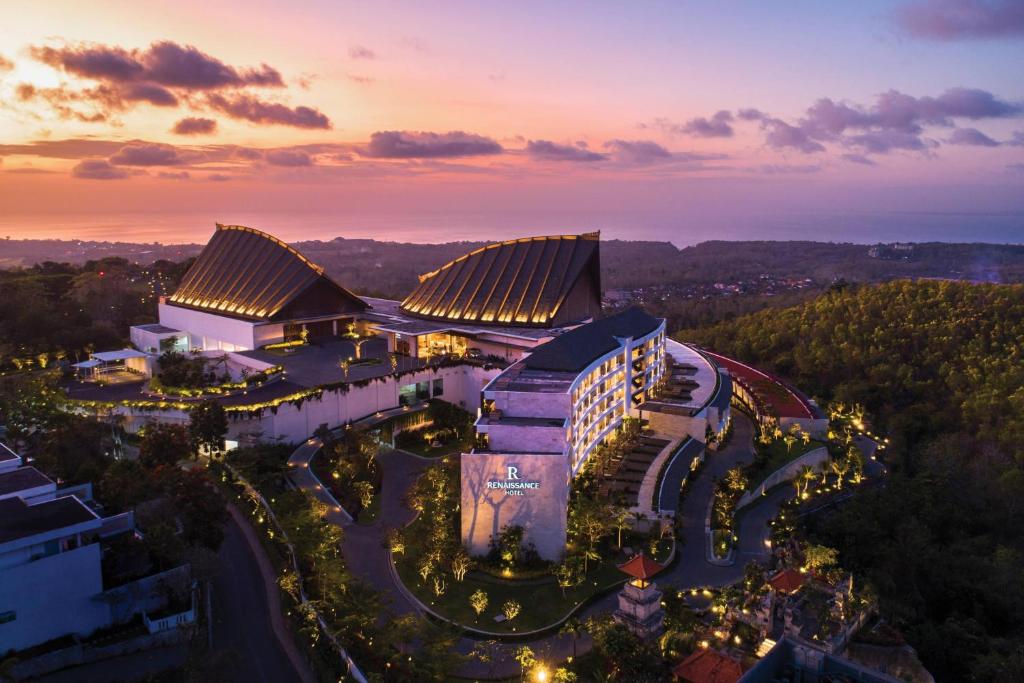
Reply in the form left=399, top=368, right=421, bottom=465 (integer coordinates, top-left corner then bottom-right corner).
left=310, top=426, right=382, bottom=523
left=744, top=421, right=823, bottom=492
left=218, top=445, right=469, bottom=681
left=147, top=350, right=282, bottom=397
left=391, top=447, right=673, bottom=635
left=391, top=399, right=475, bottom=458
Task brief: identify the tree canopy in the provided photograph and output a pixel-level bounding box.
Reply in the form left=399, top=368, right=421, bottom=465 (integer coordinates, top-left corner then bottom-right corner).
left=681, top=280, right=1024, bottom=681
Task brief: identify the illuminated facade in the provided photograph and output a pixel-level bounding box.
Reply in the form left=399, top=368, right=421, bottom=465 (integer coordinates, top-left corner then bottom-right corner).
left=133, top=224, right=368, bottom=353
left=461, top=308, right=668, bottom=560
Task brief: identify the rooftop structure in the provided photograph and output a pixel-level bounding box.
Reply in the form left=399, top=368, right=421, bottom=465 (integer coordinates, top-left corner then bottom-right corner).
left=705, top=352, right=817, bottom=421
left=705, top=351, right=827, bottom=437
left=674, top=649, right=745, bottom=683
left=523, top=307, right=662, bottom=372
left=0, top=448, right=191, bottom=655
left=768, top=568, right=806, bottom=594
left=0, top=495, right=99, bottom=544
left=619, top=552, right=664, bottom=586
left=0, top=442, right=19, bottom=473
left=168, top=224, right=367, bottom=322
left=401, top=232, right=601, bottom=328
left=0, top=466, right=55, bottom=501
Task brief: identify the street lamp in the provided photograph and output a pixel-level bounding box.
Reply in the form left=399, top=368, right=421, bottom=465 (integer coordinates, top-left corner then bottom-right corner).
left=533, top=666, right=549, bottom=683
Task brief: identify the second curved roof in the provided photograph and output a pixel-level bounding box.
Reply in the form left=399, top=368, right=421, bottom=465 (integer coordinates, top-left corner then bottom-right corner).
left=400, top=232, right=600, bottom=327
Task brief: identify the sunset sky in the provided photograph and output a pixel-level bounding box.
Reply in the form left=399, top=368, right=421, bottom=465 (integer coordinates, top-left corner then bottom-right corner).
left=1, top=0, right=1022, bottom=244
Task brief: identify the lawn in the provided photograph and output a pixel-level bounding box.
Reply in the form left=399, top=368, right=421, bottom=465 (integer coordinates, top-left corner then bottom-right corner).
left=744, top=436, right=823, bottom=492
left=395, top=531, right=673, bottom=635
left=396, top=434, right=473, bottom=459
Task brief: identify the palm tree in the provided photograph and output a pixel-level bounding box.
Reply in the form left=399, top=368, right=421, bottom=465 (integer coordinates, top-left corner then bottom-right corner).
left=560, top=616, right=584, bottom=660
left=830, top=454, right=851, bottom=488
left=783, top=433, right=798, bottom=452
left=612, top=506, right=631, bottom=548
left=796, top=465, right=815, bottom=498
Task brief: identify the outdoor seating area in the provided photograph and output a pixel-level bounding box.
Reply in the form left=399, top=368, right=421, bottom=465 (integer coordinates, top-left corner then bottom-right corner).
left=72, top=349, right=152, bottom=383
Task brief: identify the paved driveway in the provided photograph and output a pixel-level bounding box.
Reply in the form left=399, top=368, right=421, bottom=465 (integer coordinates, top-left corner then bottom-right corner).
left=660, top=414, right=767, bottom=588
left=210, top=514, right=310, bottom=683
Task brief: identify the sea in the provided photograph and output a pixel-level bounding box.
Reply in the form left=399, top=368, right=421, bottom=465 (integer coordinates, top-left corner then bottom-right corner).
left=0, top=210, right=1021, bottom=247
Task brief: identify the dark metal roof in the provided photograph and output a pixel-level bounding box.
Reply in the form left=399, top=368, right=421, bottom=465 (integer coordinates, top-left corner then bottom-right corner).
left=0, top=495, right=97, bottom=543
left=0, top=466, right=53, bottom=496
left=400, top=232, right=600, bottom=327
left=168, top=224, right=368, bottom=321
left=522, top=307, right=663, bottom=373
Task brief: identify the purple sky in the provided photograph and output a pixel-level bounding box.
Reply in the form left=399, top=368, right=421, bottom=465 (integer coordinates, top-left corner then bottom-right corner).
left=0, top=0, right=1022, bottom=244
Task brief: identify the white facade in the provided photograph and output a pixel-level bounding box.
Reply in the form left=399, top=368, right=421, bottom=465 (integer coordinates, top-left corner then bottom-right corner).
left=155, top=302, right=269, bottom=352
left=107, top=363, right=501, bottom=444
left=0, top=479, right=108, bottom=653
left=476, top=322, right=666, bottom=476
left=462, top=319, right=667, bottom=560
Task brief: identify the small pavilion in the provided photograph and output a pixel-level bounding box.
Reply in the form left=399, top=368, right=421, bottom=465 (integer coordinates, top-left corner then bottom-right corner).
left=72, top=349, right=152, bottom=382
left=613, top=553, right=665, bottom=639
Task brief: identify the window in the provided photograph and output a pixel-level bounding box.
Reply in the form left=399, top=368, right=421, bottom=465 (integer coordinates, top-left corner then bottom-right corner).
left=432, top=378, right=444, bottom=397
left=400, top=381, right=431, bottom=406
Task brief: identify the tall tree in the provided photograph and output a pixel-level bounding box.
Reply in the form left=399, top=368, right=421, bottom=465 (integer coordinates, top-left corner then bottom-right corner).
left=139, top=421, right=190, bottom=468
left=189, top=399, right=228, bottom=457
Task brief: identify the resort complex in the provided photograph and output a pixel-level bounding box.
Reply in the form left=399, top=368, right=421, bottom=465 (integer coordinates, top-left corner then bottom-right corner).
left=71, top=224, right=741, bottom=562
left=5, top=223, right=914, bottom=682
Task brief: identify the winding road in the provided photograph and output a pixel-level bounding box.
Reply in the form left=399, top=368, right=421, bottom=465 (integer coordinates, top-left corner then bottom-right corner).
left=286, top=412, right=808, bottom=679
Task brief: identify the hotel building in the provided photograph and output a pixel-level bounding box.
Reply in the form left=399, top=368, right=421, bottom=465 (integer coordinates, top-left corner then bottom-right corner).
left=73, top=225, right=730, bottom=560
left=461, top=307, right=669, bottom=559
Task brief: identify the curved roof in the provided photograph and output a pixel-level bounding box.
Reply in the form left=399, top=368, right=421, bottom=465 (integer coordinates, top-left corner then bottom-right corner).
left=524, top=307, right=662, bottom=373
left=400, top=232, right=601, bottom=327
left=168, top=224, right=367, bottom=321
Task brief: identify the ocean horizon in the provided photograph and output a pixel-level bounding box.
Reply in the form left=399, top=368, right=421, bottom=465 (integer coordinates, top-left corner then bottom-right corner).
left=1, top=210, right=1022, bottom=247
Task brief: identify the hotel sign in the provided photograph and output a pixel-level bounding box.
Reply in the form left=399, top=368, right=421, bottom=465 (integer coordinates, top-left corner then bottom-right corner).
left=486, top=466, right=541, bottom=496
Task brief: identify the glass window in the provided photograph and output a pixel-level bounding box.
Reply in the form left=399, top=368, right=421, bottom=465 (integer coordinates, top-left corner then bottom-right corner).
left=416, top=381, right=430, bottom=400
left=399, top=383, right=417, bottom=406
left=432, top=378, right=444, bottom=397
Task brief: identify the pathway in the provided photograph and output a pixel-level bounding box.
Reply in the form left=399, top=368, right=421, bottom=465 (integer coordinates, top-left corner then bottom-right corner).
left=286, top=412, right=805, bottom=679
left=219, top=505, right=317, bottom=683
left=660, top=413, right=772, bottom=588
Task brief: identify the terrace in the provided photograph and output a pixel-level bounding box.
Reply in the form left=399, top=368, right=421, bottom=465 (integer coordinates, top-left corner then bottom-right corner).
left=599, top=434, right=672, bottom=507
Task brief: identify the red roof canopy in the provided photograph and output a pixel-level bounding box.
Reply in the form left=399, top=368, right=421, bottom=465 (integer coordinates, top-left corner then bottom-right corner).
left=673, top=649, right=743, bottom=683
left=768, top=567, right=806, bottom=593
left=618, top=553, right=664, bottom=581
left=705, top=352, right=817, bottom=420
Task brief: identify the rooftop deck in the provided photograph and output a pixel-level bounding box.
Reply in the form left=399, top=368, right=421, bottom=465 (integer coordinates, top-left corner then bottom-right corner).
left=483, top=360, right=577, bottom=394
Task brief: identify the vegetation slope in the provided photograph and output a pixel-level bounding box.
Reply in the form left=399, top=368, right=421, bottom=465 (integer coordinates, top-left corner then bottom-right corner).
left=680, top=280, right=1024, bottom=681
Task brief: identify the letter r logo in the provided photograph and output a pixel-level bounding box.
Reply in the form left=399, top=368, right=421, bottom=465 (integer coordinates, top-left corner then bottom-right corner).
left=507, top=466, right=520, bottom=480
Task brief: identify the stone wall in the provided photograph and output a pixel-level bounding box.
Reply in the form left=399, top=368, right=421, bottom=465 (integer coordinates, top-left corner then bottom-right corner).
left=461, top=451, right=570, bottom=561
left=112, top=363, right=500, bottom=443
left=736, top=446, right=830, bottom=510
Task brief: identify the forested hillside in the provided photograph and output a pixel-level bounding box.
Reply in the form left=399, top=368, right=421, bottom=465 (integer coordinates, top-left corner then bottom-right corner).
left=680, top=281, right=1024, bottom=680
